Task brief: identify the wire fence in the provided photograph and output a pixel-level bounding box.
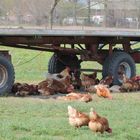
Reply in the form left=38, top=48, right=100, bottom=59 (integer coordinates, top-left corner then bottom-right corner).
left=0, top=0, right=140, bottom=29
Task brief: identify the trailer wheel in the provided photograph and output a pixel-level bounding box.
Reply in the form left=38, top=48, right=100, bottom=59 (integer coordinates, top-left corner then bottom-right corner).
left=48, top=53, right=80, bottom=74
left=102, top=55, right=112, bottom=78
left=107, top=52, right=136, bottom=85
left=0, top=55, right=15, bottom=95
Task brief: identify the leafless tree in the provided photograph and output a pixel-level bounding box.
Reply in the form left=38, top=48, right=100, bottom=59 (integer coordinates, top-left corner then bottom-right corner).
left=50, top=0, right=61, bottom=28
left=87, top=0, right=91, bottom=25
left=0, top=0, right=140, bottom=29
left=26, top=0, right=52, bottom=26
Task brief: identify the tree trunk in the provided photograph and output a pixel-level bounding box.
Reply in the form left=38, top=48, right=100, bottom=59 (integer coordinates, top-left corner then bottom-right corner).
left=50, top=0, right=60, bottom=29
left=87, top=0, right=91, bottom=26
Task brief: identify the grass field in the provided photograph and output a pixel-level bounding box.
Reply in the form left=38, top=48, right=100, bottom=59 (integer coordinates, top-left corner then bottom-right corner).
left=0, top=94, right=140, bottom=140
left=0, top=46, right=140, bottom=140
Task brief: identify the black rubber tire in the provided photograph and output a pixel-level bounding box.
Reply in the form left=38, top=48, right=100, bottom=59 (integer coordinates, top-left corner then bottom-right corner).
left=102, top=55, right=112, bottom=78
left=107, top=52, right=136, bottom=85
left=48, top=53, right=80, bottom=74
left=0, top=55, right=15, bottom=95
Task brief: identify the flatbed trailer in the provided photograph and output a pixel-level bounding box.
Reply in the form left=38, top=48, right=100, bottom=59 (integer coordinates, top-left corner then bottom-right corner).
left=0, top=27, right=140, bottom=94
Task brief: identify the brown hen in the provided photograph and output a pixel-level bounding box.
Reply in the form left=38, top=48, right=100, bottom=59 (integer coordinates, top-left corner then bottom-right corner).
left=58, top=92, right=92, bottom=103
left=89, top=108, right=112, bottom=134
left=100, top=75, right=113, bottom=86
left=68, top=106, right=90, bottom=128
left=81, top=73, right=97, bottom=90
left=121, top=74, right=139, bottom=92
left=94, top=84, right=112, bottom=99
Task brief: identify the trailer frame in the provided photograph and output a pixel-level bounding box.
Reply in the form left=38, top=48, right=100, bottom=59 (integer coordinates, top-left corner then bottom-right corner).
left=0, top=27, right=140, bottom=94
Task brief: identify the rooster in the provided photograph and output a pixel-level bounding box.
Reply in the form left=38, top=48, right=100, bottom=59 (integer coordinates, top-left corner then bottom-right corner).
left=89, top=108, right=112, bottom=134
left=68, top=106, right=90, bottom=128
left=94, top=84, right=112, bottom=99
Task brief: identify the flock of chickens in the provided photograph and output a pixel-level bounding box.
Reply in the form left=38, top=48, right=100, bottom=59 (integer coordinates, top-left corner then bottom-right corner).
left=11, top=67, right=140, bottom=134
left=12, top=67, right=140, bottom=99
left=68, top=106, right=112, bottom=134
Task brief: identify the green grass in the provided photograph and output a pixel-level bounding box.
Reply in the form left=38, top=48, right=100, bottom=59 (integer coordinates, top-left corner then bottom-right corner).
left=0, top=94, right=140, bottom=140
left=0, top=46, right=140, bottom=139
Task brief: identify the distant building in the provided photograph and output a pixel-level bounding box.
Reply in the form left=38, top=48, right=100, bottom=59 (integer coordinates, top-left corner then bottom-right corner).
left=81, top=0, right=140, bottom=28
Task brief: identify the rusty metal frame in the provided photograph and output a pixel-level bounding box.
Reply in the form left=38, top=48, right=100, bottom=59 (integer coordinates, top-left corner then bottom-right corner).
left=0, top=34, right=140, bottom=64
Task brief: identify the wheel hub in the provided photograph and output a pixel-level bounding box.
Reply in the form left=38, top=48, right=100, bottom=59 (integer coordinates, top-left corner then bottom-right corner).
left=0, top=64, right=8, bottom=88
left=118, top=62, right=131, bottom=82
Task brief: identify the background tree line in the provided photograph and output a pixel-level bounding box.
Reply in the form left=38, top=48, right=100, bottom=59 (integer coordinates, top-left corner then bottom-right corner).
left=0, top=0, right=140, bottom=28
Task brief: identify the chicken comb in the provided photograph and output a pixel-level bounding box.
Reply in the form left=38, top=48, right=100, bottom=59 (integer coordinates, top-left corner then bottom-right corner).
left=93, top=111, right=97, bottom=115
